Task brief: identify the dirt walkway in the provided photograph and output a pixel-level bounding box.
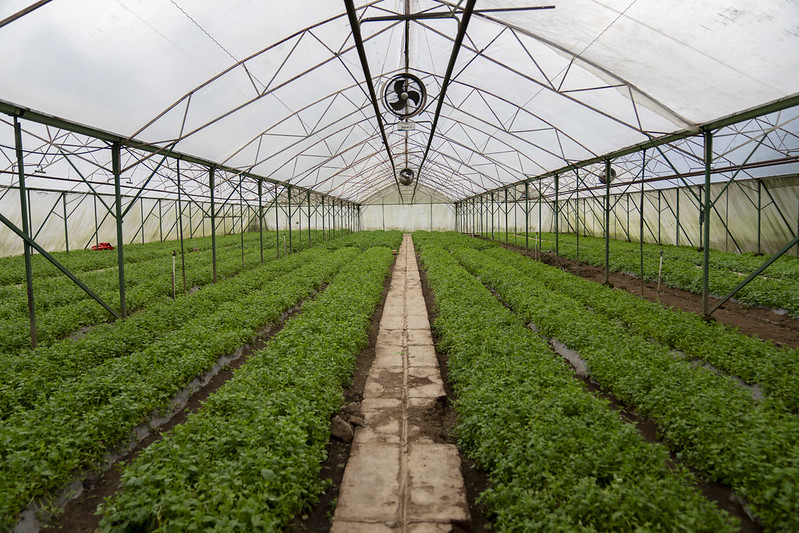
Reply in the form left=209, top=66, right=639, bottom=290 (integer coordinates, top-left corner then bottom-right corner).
left=331, top=234, right=469, bottom=532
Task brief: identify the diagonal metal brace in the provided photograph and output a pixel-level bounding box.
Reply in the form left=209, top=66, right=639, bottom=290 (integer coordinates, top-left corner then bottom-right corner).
left=0, top=212, right=121, bottom=319
left=708, top=232, right=799, bottom=316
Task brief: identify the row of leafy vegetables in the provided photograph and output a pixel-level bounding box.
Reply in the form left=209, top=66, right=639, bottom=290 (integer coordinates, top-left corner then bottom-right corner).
left=0, top=230, right=331, bottom=352
left=0, top=228, right=347, bottom=285
left=416, top=231, right=798, bottom=531
left=485, top=231, right=799, bottom=316
left=0, top=230, right=400, bottom=530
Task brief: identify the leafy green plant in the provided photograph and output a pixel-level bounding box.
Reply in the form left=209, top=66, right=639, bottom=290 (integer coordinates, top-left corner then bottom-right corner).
left=486, top=231, right=799, bottom=315
left=479, top=245, right=799, bottom=412
left=412, top=231, right=736, bottom=532
left=98, top=246, right=394, bottom=531
left=447, top=233, right=799, bottom=531
left=0, top=246, right=358, bottom=528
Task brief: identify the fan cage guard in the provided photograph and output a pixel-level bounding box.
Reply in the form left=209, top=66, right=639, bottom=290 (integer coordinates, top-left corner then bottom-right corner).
left=382, top=73, right=427, bottom=119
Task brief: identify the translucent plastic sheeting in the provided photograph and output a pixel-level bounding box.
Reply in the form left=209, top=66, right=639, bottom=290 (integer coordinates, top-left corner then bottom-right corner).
left=466, top=175, right=799, bottom=256
left=0, top=0, right=797, bottom=204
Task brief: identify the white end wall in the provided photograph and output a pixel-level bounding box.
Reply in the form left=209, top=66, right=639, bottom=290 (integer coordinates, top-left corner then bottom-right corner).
left=359, top=185, right=455, bottom=232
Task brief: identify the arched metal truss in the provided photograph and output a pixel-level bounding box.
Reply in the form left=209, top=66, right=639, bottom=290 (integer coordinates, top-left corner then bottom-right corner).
left=0, top=0, right=796, bottom=208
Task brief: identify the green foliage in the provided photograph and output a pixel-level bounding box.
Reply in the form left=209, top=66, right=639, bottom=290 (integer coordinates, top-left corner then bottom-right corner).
left=0, top=230, right=336, bottom=352
left=413, top=231, right=736, bottom=532
left=447, top=233, right=799, bottom=531
left=323, top=230, right=403, bottom=250
left=98, top=246, right=394, bottom=531
left=0, top=248, right=320, bottom=418
left=480, top=245, right=799, bottom=412
left=0, top=246, right=357, bottom=528
left=492, top=232, right=799, bottom=316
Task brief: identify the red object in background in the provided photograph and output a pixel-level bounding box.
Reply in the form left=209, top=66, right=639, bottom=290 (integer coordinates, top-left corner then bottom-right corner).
left=90, top=242, right=115, bottom=251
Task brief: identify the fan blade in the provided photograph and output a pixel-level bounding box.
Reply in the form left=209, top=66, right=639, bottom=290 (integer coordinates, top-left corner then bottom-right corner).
left=391, top=98, right=407, bottom=111
left=407, top=90, right=420, bottom=106
left=393, top=79, right=406, bottom=95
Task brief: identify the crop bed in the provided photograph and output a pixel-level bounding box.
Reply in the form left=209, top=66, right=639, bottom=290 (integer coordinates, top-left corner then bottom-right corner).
left=435, top=231, right=798, bottom=531
left=0, top=231, right=399, bottom=529
left=0, top=230, right=331, bottom=351
left=414, top=231, right=737, bottom=531
left=486, top=232, right=799, bottom=315
left=98, top=242, right=397, bottom=530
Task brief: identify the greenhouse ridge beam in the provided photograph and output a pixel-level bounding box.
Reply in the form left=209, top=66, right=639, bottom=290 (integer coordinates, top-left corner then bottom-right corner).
left=343, top=0, right=404, bottom=202
left=411, top=0, right=477, bottom=204
left=0, top=99, right=358, bottom=208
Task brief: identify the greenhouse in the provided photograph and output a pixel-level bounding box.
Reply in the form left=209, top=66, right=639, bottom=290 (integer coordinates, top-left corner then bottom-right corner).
left=1, top=0, right=798, bottom=531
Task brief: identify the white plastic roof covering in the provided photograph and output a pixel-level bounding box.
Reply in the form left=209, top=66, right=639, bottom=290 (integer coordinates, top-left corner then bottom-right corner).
left=0, top=0, right=797, bottom=203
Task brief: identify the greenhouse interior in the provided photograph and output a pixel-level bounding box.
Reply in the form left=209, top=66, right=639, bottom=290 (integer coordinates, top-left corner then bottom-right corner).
left=1, top=0, right=798, bottom=531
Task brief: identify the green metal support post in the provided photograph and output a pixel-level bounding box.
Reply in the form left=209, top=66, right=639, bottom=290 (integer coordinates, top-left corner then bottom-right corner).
left=297, top=196, right=303, bottom=251
left=604, top=160, right=611, bottom=285
left=525, top=181, right=530, bottom=250
left=504, top=187, right=509, bottom=244
left=111, top=142, right=127, bottom=317
left=554, top=174, right=560, bottom=261
left=490, top=192, right=495, bottom=240
left=239, top=177, right=245, bottom=269
left=210, top=167, right=217, bottom=283
left=640, top=150, right=646, bottom=295
left=307, top=191, right=312, bottom=248
left=321, top=196, right=326, bottom=242
left=62, top=192, right=68, bottom=254
left=287, top=185, right=292, bottom=253
left=472, top=197, right=476, bottom=235
left=258, top=180, right=264, bottom=264
left=576, top=177, right=580, bottom=263
left=757, top=179, right=762, bottom=254
left=537, top=183, right=542, bottom=259
left=177, top=161, right=187, bottom=292
left=514, top=189, right=517, bottom=241
left=93, top=193, right=99, bottom=248
left=244, top=180, right=247, bottom=268
left=674, top=187, right=680, bottom=246
left=698, top=186, right=703, bottom=249
left=702, top=130, right=713, bottom=315
left=14, top=118, right=37, bottom=347
left=275, top=186, right=280, bottom=258
left=479, top=195, right=483, bottom=235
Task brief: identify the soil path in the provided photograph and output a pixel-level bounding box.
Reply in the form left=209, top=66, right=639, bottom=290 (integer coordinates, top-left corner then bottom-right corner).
left=330, top=234, right=470, bottom=532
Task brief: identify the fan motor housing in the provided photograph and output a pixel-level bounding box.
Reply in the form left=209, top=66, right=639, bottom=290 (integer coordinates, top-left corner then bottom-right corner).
left=599, top=168, right=617, bottom=184
left=399, top=168, right=415, bottom=186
